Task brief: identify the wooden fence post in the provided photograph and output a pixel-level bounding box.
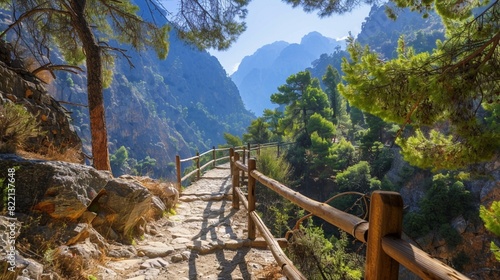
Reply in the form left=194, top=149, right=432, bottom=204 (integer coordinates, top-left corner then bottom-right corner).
left=196, top=152, right=200, bottom=180
left=232, top=152, right=240, bottom=210
left=277, top=142, right=280, bottom=157
left=242, top=146, right=246, bottom=164
left=247, top=142, right=251, bottom=159
left=229, top=148, right=234, bottom=176
left=241, top=146, right=246, bottom=186
left=366, top=191, right=403, bottom=280
left=212, top=146, right=216, bottom=168
left=247, top=158, right=256, bottom=240
left=176, top=155, right=181, bottom=191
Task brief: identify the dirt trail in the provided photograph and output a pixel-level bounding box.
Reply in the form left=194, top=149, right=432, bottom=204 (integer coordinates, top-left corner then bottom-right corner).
left=103, top=164, right=282, bottom=280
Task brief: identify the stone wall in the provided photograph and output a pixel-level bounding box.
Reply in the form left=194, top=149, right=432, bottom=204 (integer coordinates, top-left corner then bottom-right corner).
left=0, top=40, right=82, bottom=160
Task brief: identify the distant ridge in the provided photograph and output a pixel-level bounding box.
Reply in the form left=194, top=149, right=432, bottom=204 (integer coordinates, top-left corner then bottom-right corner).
left=231, top=32, right=342, bottom=116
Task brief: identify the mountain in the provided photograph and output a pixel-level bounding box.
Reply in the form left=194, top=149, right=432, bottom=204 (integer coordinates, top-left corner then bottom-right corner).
left=49, top=31, right=254, bottom=178
left=231, top=32, right=342, bottom=116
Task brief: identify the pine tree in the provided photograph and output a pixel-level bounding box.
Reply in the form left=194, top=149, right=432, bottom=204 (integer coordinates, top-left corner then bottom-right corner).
left=271, top=71, right=333, bottom=142
left=322, top=65, right=351, bottom=140
left=480, top=201, right=500, bottom=262
left=284, top=0, right=499, bottom=170
left=243, top=118, right=272, bottom=144
left=0, top=0, right=249, bottom=170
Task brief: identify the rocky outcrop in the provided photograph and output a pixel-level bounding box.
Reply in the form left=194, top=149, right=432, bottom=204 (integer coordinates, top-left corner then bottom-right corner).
left=0, top=154, right=178, bottom=278
left=0, top=154, right=109, bottom=220
left=0, top=40, right=83, bottom=161
left=393, top=156, right=500, bottom=279
left=0, top=154, right=177, bottom=237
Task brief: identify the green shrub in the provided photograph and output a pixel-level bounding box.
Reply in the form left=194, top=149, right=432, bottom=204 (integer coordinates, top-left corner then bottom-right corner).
left=480, top=201, right=500, bottom=262
left=403, top=173, right=472, bottom=242
left=439, top=223, right=462, bottom=249
left=287, top=226, right=364, bottom=280
left=0, top=102, right=42, bottom=153
left=255, top=149, right=295, bottom=236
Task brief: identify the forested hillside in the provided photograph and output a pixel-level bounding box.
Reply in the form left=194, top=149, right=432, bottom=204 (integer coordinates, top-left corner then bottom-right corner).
left=49, top=31, right=254, bottom=178
left=231, top=2, right=499, bottom=279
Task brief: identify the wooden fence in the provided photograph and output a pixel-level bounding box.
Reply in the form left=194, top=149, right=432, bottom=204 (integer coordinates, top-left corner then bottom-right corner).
left=174, top=142, right=293, bottom=190
left=175, top=144, right=470, bottom=279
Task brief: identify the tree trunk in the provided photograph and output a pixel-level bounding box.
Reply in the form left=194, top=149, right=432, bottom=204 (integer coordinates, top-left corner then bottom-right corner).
left=70, top=0, right=111, bottom=171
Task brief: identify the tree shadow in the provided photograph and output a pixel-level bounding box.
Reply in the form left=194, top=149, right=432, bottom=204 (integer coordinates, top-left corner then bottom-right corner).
left=187, top=175, right=252, bottom=279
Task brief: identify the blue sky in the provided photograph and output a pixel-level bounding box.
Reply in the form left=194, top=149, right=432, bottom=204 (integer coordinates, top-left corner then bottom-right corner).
left=160, top=0, right=372, bottom=74
left=209, top=1, right=372, bottom=74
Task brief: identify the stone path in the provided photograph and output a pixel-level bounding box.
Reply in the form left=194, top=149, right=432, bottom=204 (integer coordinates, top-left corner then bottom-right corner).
left=101, top=164, right=281, bottom=280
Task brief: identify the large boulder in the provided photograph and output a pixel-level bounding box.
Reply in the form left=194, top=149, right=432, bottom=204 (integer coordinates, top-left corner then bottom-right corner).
left=91, top=179, right=153, bottom=241
left=0, top=154, right=109, bottom=220
left=0, top=154, right=170, bottom=243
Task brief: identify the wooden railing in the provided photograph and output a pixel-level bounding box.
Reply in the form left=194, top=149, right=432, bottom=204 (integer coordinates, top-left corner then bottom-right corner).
left=175, top=143, right=470, bottom=279
left=175, top=142, right=292, bottom=190
left=228, top=148, right=470, bottom=280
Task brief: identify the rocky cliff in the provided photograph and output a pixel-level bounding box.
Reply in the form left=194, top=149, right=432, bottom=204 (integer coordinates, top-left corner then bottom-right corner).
left=0, top=40, right=82, bottom=162
left=49, top=31, right=254, bottom=178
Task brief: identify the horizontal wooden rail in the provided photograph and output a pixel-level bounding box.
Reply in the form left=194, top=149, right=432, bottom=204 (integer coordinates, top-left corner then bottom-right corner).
left=179, top=154, right=199, bottom=163
left=250, top=211, right=306, bottom=280
left=234, top=187, right=248, bottom=210
left=250, top=168, right=369, bottom=243
left=381, top=236, right=469, bottom=279
left=229, top=150, right=470, bottom=280
left=234, top=160, right=248, bottom=173
left=176, top=146, right=233, bottom=189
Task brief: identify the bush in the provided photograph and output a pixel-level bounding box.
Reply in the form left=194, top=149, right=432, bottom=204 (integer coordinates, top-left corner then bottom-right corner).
left=287, top=225, right=364, bottom=280
left=439, top=223, right=462, bottom=249
left=255, top=149, right=295, bottom=236
left=0, top=103, right=41, bottom=153
left=403, top=173, right=472, bottom=241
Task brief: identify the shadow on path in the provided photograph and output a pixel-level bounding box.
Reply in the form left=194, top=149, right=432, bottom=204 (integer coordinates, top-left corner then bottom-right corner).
left=186, top=174, right=252, bottom=279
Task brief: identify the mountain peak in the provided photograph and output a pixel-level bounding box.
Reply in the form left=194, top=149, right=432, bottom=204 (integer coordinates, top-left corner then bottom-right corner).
left=300, top=31, right=326, bottom=43
left=232, top=32, right=341, bottom=116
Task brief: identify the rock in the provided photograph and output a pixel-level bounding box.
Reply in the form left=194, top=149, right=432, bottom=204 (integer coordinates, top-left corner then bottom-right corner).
left=181, top=250, right=191, bottom=260
left=451, top=215, right=468, bottom=234
left=68, top=239, right=102, bottom=266
left=92, top=179, right=152, bottom=239
left=106, top=259, right=143, bottom=271
left=146, top=224, right=159, bottom=236
left=127, top=176, right=179, bottom=210
left=0, top=154, right=110, bottom=219
left=17, top=254, right=44, bottom=280
left=41, top=272, right=63, bottom=280
left=149, top=196, right=166, bottom=219
left=97, top=266, right=118, bottom=280
left=172, top=237, right=191, bottom=244
left=189, top=240, right=223, bottom=254
left=140, top=258, right=169, bottom=269
left=163, top=184, right=180, bottom=207
left=171, top=254, right=184, bottom=263
left=0, top=48, right=82, bottom=160
left=136, top=242, right=174, bottom=258
left=108, top=245, right=137, bottom=258
left=126, top=268, right=161, bottom=280
left=0, top=216, right=21, bottom=253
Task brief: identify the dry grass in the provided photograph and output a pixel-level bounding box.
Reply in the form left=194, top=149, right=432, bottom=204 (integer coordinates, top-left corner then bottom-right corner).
left=254, top=263, right=284, bottom=279
left=115, top=176, right=178, bottom=222
left=136, top=177, right=175, bottom=202
left=17, top=146, right=83, bottom=164
left=0, top=103, right=42, bottom=153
